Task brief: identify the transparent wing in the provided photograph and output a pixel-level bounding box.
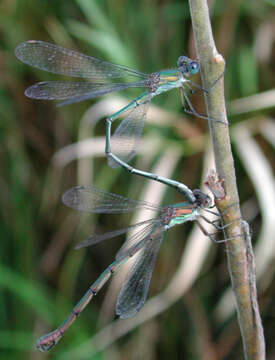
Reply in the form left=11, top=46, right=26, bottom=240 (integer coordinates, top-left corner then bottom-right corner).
left=24, top=81, right=145, bottom=105
left=15, top=40, right=147, bottom=80
left=75, top=218, right=156, bottom=249
left=116, top=220, right=162, bottom=260
left=116, top=232, right=163, bottom=319
left=62, top=186, right=161, bottom=214
left=108, top=102, right=150, bottom=168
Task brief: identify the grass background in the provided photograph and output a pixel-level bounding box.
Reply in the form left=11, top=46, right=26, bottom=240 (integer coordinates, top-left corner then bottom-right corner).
left=1, top=0, right=275, bottom=359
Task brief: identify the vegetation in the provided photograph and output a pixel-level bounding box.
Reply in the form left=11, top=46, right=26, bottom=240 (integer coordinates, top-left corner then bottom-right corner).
left=1, top=0, right=274, bottom=359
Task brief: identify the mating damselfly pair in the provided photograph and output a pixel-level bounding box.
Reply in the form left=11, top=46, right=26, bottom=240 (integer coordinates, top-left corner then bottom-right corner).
left=15, top=41, right=227, bottom=351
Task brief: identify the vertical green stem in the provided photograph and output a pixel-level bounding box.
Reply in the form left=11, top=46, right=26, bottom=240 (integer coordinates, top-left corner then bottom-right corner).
left=188, top=1, right=265, bottom=359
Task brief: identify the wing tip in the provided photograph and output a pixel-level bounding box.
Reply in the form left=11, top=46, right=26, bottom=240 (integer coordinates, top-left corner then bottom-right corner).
left=25, top=82, right=59, bottom=100
left=62, top=185, right=85, bottom=208
left=15, top=40, right=40, bottom=59
left=116, top=301, right=144, bottom=319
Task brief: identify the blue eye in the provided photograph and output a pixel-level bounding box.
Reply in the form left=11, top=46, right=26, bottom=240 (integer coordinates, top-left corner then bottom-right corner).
left=189, top=61, right=199, bottom=74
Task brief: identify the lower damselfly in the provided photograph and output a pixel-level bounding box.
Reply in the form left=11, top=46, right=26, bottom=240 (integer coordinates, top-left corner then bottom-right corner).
left=36, top=185, right=228, bottom=352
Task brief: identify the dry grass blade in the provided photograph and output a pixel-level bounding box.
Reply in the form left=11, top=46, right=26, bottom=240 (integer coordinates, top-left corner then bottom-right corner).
left=229, top=89, right=275, bottom=115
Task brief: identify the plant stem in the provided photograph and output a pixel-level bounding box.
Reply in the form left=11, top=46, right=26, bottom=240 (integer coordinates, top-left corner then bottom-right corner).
left=188, top=1, right=265, bottom=359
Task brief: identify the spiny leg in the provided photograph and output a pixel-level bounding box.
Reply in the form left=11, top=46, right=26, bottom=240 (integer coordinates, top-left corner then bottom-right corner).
left=196, top=210, right=242, bottom=243
left=202, top=201, right=240, bottom=224
left=199, top=214, right=241, bottom=231
left=180, top=87, right=210, bottom=121
left=195, top=220, right=229, bottom=243
left=180, top=66, right=225, bottom=121
left=187, top=69, right=225, bottom=95
left=202, top=208, right=221, bottom=217
left=185, top=80, right=209, bottom=95
left=219, top=201, right=240, bottom=216
left=180, top=88, right=226, bottom=124
left=208, top=69, right=225, bottom=92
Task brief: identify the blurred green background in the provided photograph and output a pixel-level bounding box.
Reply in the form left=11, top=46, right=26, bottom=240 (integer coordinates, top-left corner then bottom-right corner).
left=1, top=0, right=275, bottom=359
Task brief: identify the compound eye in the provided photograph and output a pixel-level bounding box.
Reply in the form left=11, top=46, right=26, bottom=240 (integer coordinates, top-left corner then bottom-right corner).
left=177, top=56, right=185, bottom=67
left=189, top=61, right=199, bottom=74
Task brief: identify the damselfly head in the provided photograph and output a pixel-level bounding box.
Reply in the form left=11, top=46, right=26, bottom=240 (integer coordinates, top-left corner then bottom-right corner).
left=177, top=56, right=200, bottom=76
left=193, top=189, right=212, bottom=208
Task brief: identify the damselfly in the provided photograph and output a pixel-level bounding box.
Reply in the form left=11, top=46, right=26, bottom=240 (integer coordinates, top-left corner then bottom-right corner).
left=36, top=185, right=228, bottom=352
left=15, top=40, right=207, bottom=111
left=15, top=40, right=222, bottom=201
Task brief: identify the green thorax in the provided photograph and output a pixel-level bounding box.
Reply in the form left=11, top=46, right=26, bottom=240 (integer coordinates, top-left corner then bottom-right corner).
left=166, top=202, right=199, bottom=228
left=155, top=69, right=189, bottom=95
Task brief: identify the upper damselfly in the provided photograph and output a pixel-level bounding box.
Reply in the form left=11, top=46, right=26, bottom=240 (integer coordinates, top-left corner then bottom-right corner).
left=15, top=41, right=223, bottom=200
left=15, top=40, right=203, bottom=109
